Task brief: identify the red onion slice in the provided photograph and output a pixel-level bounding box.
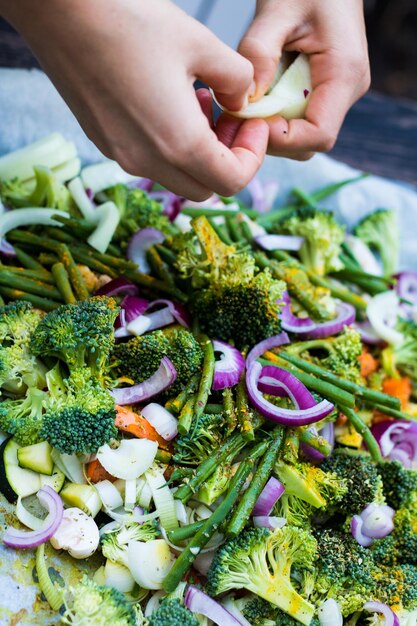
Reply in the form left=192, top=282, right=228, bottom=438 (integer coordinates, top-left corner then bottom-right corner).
left=301, top=422, right=335, bottom=463
left=110, top=357, right=177, bottom=405
left=302, top=302, right=356, bottom=339
left=395, top=271, right=417, bottom=318
left=3, top=486, right=64, bottom=549
left=148, top=190, right=183, bottom=222
left=121, top=295, right=150, bottom=323
left=127, top=307, right=175, bottom=336
left=350, top=514, right=374, bottom=547
left=247, top=178, right=279, bottom=214
left=252, top=516, right=287, bottom=530
left=0, top=238, right=16, bottom=258
left=212, top=340, right=245, bottom=391
left=246, top=361, right=334, bottom=426
left=185, top=586, right=247, bottom=626
left=148, top=299, right=191, bottom=328
left=95, top=276, right=138, bottom=297
left=371, top=420, right=417, bottom=467
left=280, top=290, right=317, bottom=334
left=127, top=228, right=166, bottom=273
left=252, top=476, right=285, bottom=516
left=246, top=332, right=290, bottom=367
left=352, top=320, right=385, bottom=346
left=363, top=601, right=400, bottom=626
left=360, top=503, right=394, bottom=539
left=255, top=234, right=305, bottom=251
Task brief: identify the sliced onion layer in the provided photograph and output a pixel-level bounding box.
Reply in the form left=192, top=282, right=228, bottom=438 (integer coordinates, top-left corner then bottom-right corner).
left=352, top=320, right=385, bottom=346
left=110, top=357, right=177, bottom=405
left=148, top=299, right=191, bottom=328
left=246, top=332, right=290, bottom=367
left=126, top=307, right=174, bottom=336
left=371, top=420, right=417, bottom=468
left=280, top=290, right=316, bottom=334
left=363, top=601, right=400, bottom=626
left=367, top=291, right=404, bottom=346
left=280, top=291, right=355, bottom=338
left=212, top=340, right=245, bottom=391
left=148, top=190, right=183, bottom=221
left=351, top=514, right=374, bottom=547
left=247, top=177, right=279, bottom=214
left=255, top=234, right=304, bottom=251
left=128, top=539, right=175, bottom=589
left=252, top=477, right=285, bottom=516
left=97, top=439, right=158, bottom=480
left=301, top=422, right=335, bottom=463
left=3, top=485, right=63, bottom=549
left=127, top=228, right=166, bottom=274
left=185, top=586, right=247, bottom=626
left=95, top=277, right=138, bottom=297
left=253, top=516, right=287, bottom=530
left=360, top=503, right=395, bottom=539
left=141, top=403, right=178, bottom=441
left=396, top=271, right=417, bottom=318
left=246, top=361, right=334, bottom=426
left=318, top=599, right=343, bottom=626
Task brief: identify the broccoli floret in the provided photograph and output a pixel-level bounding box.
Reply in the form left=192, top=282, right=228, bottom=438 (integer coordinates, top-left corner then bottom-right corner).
left=106, top=184, right=177, bottom=242
left=313, top=528, right=377, bottom=616
left=112, top=327, right=203, bottom=395
left=0, top=387, right=46, bottom=446
left=173, top=412, right=226, bottom=466
left=176, top=216, right=285, bottom=348
left=149, top=597, right=199, bottom=626
left=273, top=493, right=315, bottom=529
left=39, top=365, right=117, bottom=454
left=377, top=563, right=417, bottom=610
left=286, top=326, right=363, bottom=385
left=0, top=300, right=46, bottom=393
left=30, top=296, right=119, bottom=380
left=0, top=165, right=73, bottom=211
left=206, top=526, right=317, bottom=626
left=354, top=209, right=398, bottom=277
left=321, top=452, right=385, bottom=516
left=273, top=207, right=345, bottom=276
left=391, top=508, right=417, bottom=565
left=100, top=519, right=159, bottom=568
left=377, top=460, right=417, bottom=510
left=381, top=319, right=417, bottom=381
left=275, top=459, right=348, bottom=510
left=61, top=576, right=137, bottom=626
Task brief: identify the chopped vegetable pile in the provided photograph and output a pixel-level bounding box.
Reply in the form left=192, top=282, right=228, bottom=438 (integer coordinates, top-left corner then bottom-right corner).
left=1, top=133, right=417, bottom=626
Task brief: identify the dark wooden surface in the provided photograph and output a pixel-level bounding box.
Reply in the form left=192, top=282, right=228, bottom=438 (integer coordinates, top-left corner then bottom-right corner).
left=0, top=19, right=416, bottom=187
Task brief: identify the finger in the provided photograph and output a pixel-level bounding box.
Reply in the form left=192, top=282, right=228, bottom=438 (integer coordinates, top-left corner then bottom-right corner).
left=196, top=88, right=214, bottom=129
left=214, top=113, right=242, bottom=148
left=194, top=31, right=254, bottom=111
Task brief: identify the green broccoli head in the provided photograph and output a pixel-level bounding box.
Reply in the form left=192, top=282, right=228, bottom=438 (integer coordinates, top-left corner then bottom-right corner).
left=377, top=460, right=417, bottom=510
left=112, top=327, right=203, bottom=395
left=149, top=598, right=199, bottom=626
left=61, top=576, right=137, bottom=626
left=40, top=365, right=117, bottom=454
left=313, top=528, right=377, bottom=616
left=382, top=318, right=417, bottom=381
left=106, top=184, right=177, bottom=241
left=377, top=563, right=417, bottom=610
left=206, top=526, right=317, bottom=626
left=0, top=387, right=46, bottom=446
left=354, top=208, right=399, bottom=277
left=173, top=412, right=226, bottom=466
left=273, top=493, right=315, bottom=529
left=30, top=296, right=119, bottom=380
left=273, top=207, right=345, bottom=276
left=100, top=519, right=159, bottom=568
left=0, top=165, right=73, bottom=211
left=0, top=300, right=46, bottom=392
left=287, top=326, right=362, bottom=385
left=321, top=452, right=385, bottom=516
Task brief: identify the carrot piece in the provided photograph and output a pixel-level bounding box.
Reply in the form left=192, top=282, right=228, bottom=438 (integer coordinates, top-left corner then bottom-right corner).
left=86, top=458, right=116, bottom=483
left=114, top=404, right=168, bottom=448
left=382, top=377, right=412, bottom=410
left=358, top=349, right=379, bottom=378
left=336, top=413, right=348, bottom=426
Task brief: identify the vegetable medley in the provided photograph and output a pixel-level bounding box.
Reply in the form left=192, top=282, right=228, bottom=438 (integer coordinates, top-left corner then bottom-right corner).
left=1, top=133, right=417, bottom=626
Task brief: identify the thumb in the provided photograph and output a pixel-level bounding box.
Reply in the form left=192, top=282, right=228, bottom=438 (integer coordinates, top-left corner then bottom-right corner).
left=194, top=31, right=254, bottom=112
left=238, top=6, right=297, bottom=100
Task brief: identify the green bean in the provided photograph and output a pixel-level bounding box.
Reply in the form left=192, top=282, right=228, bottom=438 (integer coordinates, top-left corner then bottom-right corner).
left=177, top=394, right=196, bottom=436
left=38, top=253, right=59, bottom=266
left=194, top=336, right=215, bottom=421
left=0, top=265, right=54, bottom=284
left=292, top=187, right=320, bottom=210
left=0, top=270, right=62, bottom=300
left=154, top=244, right=178, bottom=267
left=279, top=352, right=401, bottom=411
left=164, top=374, right=200, bottom=415
left=0, top=287, right=60, bottom=311
left=225, top=216, right=243, bottom=242
left=51, top=263, right=76, bottom=304
left=227, top=427, right=284, bottom=537
left=13, top=246, right=46, bottom=271
left=68, top=246, right=117, bottom=278
left=339, top=404, right=382, bottom=462
left=223, top=387, right=237, bottom=435
left=167, top=520, right=204, bottom=544
left=366, top=403, right=417, bottom=422
left=181, top=207, right=258, bottom=219
left=207, top=217, right=232, bottom=245
left=298, top=427, right=332, bottom=456
left=146, top=246, right=176, bottom=285
left=236, top=377, right=255, bottom=440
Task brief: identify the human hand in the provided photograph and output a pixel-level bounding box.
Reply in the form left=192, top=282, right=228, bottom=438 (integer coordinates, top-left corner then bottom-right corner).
left=1, top=0, right=268, bottom=200
left=238, top=0, right=371, bottom=160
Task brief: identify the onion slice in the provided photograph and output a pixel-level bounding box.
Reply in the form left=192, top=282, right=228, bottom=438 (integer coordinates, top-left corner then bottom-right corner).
left=252, top=477, right=285, bottom=516
left=95, top=277, right=138, bottom=298
left=246, top=332, right=290, bottom=367
left=367, top=291, right=403, bottom=346
left=371, top=420, right=417, bottom=467
left=212, top=340, right=245, bottom=391
left=148, top=190, right=183, bottom=221
left=148, top=299, right=191, bottom=328
left=360, top=503, right=394, bottom=539
left=140, top=403, right=178, bottom=441
left=318, top=599, right=343, bottom=626
left=253, top=516, right=287, bottom=530
left=255, top=234, right=304, bottom=251
left=246, top=361, right=334, bottom=426
left=363, top=601, right=400, bottom=626
left=127, top=228, right=166, bottom=273
left=185, top=586, right=247, bottom=626
left=280, top=290, right=316, bottom=334
left=110, top=357, right=177, bottom=405
left=97, top=439, right=158, bottom=480
left=350, top=514, right=374, bottom=547
left=3, top=485, right=63, bottom=549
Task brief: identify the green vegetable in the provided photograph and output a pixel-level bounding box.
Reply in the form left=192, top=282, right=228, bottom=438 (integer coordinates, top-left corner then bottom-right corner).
left=174, top=411, right=226, bottom=466
left=382, top=318, right=417, bottom=382
left=100, top=520, right=159, bottom=568
left=354, top=208, right=398, bottom=276
left=0, top=387, right=46, bottom=446
left=149, top=598, right=199, bottom=626
left=0, top=165, right=73, bottom=211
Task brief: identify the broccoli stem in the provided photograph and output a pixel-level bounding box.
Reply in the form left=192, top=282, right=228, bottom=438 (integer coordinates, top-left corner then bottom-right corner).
left=174, top=431, right=248, bottom=503
left=177, top=394, right=196, bottom=436
left=282, top=428, right=300, bottom=464
left=167, top=520, right=204, bottom=543
left=194, top=336, right=215, bottom=421
left=339, top=404, right=382, bottom=462
left=165, top=373, right=200, bottom=415
left=0, top=286, right=60, bottom=310
left=298, top=427, right=332, bottom=456
left=223, top=387, right=237, bottom=435
left=279, top=352, right=401, bottom=411
left=51, top=262, right=77, bottom=304
left=207, top=217, right=232, bottom=245
left=236, top=377, right=255, bottom=441
left=259, top=356, right=355, bottom=408
left=226, top=427, right=284, bottom=537
left=13, top=245, right=47, bottom=272
left=0, top=269, right=63, bottom=301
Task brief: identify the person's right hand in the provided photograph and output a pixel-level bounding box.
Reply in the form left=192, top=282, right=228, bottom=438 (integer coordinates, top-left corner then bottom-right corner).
left=2, top=0, right=268, bottom=200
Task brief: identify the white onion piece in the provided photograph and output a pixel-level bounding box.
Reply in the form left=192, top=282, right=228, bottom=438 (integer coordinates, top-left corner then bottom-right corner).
left=95, top=480, right=123, bottom=511
left=50, top=507, right=99, bottom=559
left=174, top=500, right=188, bottom=525
left=141, top=403, right=178, bottom=441
left=68, top=176, right=96, bottom=222
left=97, top=439, right=158, bottom=480
left=193, top=551, right=217, bottom=576
left=318, top=599, right=343, bottom=626
left=146, top=470, right=178, bottom=531
left=16, top=496, right=44, bottom=531
left=124, top=479, right=137, bottom=511
left=81, top=160, right=139, bottom=194
left=127, top=539, right=175, bottom=589
left=253, top=516, right=287, bottom=530
left=345, top=235, right=383, bottom=276
left=104, top=560, right=135, bottom=593
left=367, top=291, right=404, bottom=346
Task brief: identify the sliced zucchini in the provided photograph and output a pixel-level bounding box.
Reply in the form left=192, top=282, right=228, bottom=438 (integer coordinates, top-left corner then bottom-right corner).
left=17, top=441, right=54, bottom=475
left=40, top=467, right=65, bottom=493
left=0, top=438, right=40, bottom=502
left=60, top=482, right=101, bottom=518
